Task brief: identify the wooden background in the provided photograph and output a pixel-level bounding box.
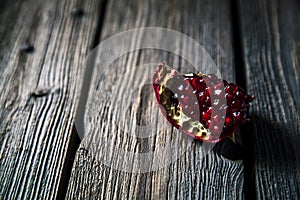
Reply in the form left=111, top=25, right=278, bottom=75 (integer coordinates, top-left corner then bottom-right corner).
left=0, top=0, right=299, bottom=199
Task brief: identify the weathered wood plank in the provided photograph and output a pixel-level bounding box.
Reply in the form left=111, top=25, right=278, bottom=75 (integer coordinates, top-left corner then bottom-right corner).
left=238, top=0, right=300, bottom=199
left=0, top=0, right=102, bottom=199
left=67, top=0, right=245, bottom=199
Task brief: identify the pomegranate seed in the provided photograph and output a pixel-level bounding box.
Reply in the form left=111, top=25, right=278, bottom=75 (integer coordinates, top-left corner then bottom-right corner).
left=225, top=117, right=234, bottom=126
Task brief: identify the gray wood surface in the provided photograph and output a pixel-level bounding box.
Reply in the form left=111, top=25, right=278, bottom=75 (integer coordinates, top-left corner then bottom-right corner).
left=2, top=0, right=299, bottom=199
left=66, top=0, right=245, bottom=199
left=238, top=0, right=300, bottom=199
left=0, top=0, right=101, bottom=199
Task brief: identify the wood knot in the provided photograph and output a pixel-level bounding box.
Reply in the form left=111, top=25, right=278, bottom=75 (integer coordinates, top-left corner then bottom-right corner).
left=31, top=88, right=52, bottom=98
left=71, top=7, right=84, bottom=17
left=20, top=43, right=34, bottom=53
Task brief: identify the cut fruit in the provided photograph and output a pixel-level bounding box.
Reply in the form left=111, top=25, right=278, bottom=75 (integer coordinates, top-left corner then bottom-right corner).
left=152, top=63, right=254, bottom=143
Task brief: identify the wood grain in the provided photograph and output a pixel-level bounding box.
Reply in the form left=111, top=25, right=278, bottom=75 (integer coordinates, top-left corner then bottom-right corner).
left=66, top=0, right=245, bottom=199
left=238, top=0, right=300, bottom=199
left=0, top=0, right=101, bottom=199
